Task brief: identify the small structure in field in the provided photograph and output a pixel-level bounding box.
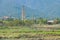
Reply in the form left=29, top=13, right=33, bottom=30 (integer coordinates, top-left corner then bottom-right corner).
left=47, top=20, right=54, bottom=25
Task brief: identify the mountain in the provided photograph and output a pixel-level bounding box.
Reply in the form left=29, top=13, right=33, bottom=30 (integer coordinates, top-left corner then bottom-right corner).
left=0, top=0, right=60, bottom=19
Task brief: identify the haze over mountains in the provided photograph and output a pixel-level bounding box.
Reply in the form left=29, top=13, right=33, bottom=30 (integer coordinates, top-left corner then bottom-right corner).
left=0, top=0, right=60, bottom=19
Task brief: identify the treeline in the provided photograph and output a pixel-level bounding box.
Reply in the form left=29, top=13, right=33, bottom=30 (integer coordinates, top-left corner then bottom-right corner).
left=0, top=18, right=60, bottom=26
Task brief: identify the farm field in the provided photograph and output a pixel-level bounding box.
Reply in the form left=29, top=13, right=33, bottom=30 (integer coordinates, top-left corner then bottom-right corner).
left=0, top=24, right=60, bottom=40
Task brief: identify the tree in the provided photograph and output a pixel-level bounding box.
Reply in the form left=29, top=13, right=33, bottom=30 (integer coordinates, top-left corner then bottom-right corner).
left=36, top=18, right=47, bottom=24
left=55, top=18, right=60, bottom=24
left=23, top=20, right=34, bottom=26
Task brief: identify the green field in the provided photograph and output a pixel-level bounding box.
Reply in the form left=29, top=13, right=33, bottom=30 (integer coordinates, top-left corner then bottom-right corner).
left=0, top=26, right=60, bottom=39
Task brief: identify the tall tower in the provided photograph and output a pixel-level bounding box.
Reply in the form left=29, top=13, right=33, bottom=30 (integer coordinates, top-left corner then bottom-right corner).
left=21, top=5, right=25, bottom=20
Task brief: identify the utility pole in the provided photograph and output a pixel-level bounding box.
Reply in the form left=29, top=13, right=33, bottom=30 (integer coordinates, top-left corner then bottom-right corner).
left=21, top=5, right=25, bottom=21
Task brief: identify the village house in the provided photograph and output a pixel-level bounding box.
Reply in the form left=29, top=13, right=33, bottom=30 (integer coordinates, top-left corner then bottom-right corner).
left=47, top=20, right=54, bottom=25
left=47, top=20, right=58, bottom=25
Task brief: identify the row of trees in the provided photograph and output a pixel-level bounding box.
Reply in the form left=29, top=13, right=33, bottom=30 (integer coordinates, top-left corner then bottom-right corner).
left=0, top=18, right=60, bottom=26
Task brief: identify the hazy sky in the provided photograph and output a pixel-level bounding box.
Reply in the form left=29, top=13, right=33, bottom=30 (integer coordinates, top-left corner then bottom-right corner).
left=0, top=0, right=60, bottom=10
left=0, top=0, right=60, bottom=18
left=19, top=0, right=60, bottom=9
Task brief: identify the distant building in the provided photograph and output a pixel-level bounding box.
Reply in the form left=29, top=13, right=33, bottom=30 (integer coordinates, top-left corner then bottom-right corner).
left=3, top=16, right=9, bottom=19
left=3, top=16, right=10, bottom=20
